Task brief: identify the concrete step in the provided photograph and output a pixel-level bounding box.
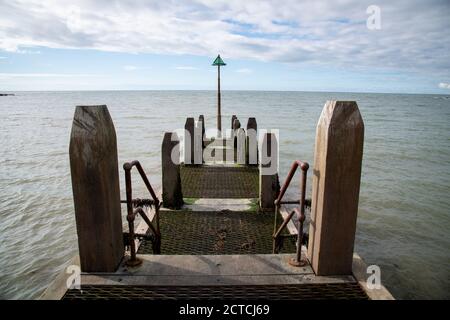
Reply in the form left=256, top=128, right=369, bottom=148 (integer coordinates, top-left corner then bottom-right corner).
left=81, top=253, right=355, bottom=287
left=183, top=198, right=257, bottom=211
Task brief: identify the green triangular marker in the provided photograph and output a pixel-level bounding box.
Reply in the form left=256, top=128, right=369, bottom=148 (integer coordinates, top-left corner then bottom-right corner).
left=212, top=55, right=226, bottom=66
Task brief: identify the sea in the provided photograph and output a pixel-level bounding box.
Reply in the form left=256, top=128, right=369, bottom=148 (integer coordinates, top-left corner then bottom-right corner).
left=0, top=90, right=449, bottom=299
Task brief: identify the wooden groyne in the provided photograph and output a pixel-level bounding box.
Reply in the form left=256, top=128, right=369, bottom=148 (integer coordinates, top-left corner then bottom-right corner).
left=41, top=100, right=393, bottom=300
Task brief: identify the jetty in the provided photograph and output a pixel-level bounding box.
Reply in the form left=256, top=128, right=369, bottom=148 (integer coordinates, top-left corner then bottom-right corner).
left=41, top=100, right=393, bottom=300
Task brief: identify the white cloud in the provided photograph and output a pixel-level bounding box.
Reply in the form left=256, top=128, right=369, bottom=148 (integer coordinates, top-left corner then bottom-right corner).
left=0, top=0, right=449, bottom=77
left=0, top=73, right=100, bottom=78
left=438, top=82, right=450, bottom=89
left=0, top=56, right=7, bottom=59
left=123, top=65, right=138, bottom=71
left=16, top=49, right=41, bottom=54
left=174, top=66, right=198, bottom=70
left=235, top=68, right=252, bottom=74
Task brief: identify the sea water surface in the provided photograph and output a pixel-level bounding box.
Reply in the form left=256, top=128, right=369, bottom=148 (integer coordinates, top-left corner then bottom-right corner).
left=0, top=91, right=449, bottom=299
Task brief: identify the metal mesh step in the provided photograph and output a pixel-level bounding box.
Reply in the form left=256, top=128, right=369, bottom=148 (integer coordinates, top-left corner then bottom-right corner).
left=63, top=283, right=368, bottom=300
left=180, top=165, right=259, bottom=198
left=138, top=210, right=296, bottom=255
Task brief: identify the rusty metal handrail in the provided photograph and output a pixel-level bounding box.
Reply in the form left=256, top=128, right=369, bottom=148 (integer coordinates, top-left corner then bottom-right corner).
left=273, top=160, right=309, bottom=267
left=123, top=160, right=161, bottom=267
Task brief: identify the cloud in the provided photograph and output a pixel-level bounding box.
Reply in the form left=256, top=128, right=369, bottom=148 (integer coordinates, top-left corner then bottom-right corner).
left=235, top=68, right=252, bottom=74
left=123, top=65, right=138, bottom=71
left=16, top=49, right=41, bottom=54
left=0, top=56, right=7, bottom=59
left=438, top=82, right=450, bottom=89
left=0, top=73, right=100, bottom=78
left=0, top=0, right=449, bottom=77
left=174, top=66, right=198, bottom=70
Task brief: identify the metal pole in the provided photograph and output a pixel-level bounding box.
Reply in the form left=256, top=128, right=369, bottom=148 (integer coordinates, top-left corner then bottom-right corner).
left=295, top=169, right=308, bottom=263
left=217, top=64, right=222, bottom=137
left=124, top=164, right=142, bottom=267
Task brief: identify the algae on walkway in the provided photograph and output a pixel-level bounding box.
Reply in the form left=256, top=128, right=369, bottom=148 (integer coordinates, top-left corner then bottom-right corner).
left=180, top=165, right=259, bottom=198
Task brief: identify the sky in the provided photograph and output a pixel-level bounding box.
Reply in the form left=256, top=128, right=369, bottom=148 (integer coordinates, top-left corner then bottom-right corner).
left=0, top=0, right=449, bottom=93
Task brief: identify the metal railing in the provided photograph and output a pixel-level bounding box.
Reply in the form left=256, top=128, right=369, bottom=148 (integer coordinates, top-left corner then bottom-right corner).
left=122, top=160, right=161, bottom=267
left=273, top=160, right=309, bottom=267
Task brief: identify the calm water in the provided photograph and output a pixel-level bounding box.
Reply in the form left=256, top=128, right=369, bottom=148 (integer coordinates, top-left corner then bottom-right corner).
left=0, top=91, right=449, bottom=299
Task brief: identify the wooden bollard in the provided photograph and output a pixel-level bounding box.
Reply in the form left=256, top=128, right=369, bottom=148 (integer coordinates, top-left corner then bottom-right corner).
left=308, top=101, right=364, bottom=276
left=246, top=117, right=257, bottom=165
left=231, top=115, right=237, bottom=130
left=69, top=105, right=123, bottom=272
left=236, top=128, right=246, bottom=165
left=199, top=115, right=205, bottom=148
left=259, top=133, right=280, bottom=210
left=194, top=120, right=203, bottom=164
left=184, top=117, right=195, bottom=165
left=246, top=117, right=257, bottom=131
left=232, top=118, right=241, bottom=148
left=162, top=132, right=183, bottom=209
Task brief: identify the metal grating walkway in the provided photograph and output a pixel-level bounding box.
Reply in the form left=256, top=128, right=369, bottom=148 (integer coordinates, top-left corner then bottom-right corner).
left=180, top=165, right=259, bottom=198
left=138, top=210, right=295, bottom=255
left=63, top=283, right=368, bottom=300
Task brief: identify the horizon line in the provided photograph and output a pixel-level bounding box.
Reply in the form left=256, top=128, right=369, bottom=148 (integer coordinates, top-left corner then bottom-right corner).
left=1, top=88, right=449, bottom=96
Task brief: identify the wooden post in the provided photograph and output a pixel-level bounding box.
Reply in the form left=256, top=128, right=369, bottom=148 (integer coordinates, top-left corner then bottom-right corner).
left=259, top=133, right=280, bottom=210
left=162, top=132, right=183, bottom=209
left=194, top=120, right=203, bottom=164
left=246, top=117, right=257, bottom=131
left=236, top=128, right=246, bottom=165
left=199, top=115, right=205, bottom=148
left=308, top=101, right=364, bottom=276
left=184, top=117, right=195, bottom=165
left=69, top=105, right=123, bottom=272
left=246, top=117, right=257, bottom=165
left=231, top=115, right=237, bottom=130
left=232, top=118, right=241, bottom=148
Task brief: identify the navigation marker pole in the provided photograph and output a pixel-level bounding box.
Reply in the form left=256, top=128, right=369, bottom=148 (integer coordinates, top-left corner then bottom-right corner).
left=212, top=54, right=226, bottom=138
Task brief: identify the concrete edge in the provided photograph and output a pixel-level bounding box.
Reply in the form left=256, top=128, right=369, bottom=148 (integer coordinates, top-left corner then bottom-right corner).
left=352, top=253, right=395, bottom=300
left=80, top=274, right=355, bottom=286
left=39, top=255, right=80, bottom=300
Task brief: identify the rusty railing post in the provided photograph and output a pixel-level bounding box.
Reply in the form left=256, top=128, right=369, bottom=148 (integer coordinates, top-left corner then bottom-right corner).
left=123, top=162, right=142, bottom=267
left=289, top=163, right=308, bottom=267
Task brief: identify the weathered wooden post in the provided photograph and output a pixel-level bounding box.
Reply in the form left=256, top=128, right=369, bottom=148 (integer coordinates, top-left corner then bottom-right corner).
left=259, top=132, right=280, bottom=210
left=184, top=117, right=195, bottom=165
left=69, top=105, right=124, bottom=272
left=232, top=118, right=241, bottom=148
left=246, top=117, right=257, bottom=165
left=231, top=115, right=237, bottom=130
left=236, top=128, right=246, bottom=165
left=162, top=132, right=183, bottom=209
left=199, top=115, right=205, bottom=148
left=308, top=101, right=364, bottom=276
left=246, top=117, right=257, bottom=132
left=194, top=120, right=203, bottom=164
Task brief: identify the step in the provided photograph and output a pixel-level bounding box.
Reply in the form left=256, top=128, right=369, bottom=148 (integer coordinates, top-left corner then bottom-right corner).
left=79, top=254, right=355, bottom=287
left=183, top=198, right=257, bottom=211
